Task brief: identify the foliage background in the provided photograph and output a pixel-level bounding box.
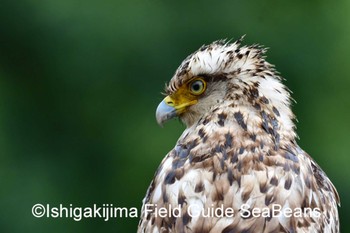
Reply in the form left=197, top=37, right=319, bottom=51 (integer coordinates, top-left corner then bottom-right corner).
left=0, top=0, right=349, bottom=232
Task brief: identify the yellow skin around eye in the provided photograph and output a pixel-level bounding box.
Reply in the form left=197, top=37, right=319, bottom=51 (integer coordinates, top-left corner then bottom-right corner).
left=165, top=78, right=206, bottom=114
left=155, top=77, right=207, bottom=125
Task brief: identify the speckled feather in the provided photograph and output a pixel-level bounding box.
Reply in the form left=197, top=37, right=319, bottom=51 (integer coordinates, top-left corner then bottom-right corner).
left=138, top=38, right=340, bottom=233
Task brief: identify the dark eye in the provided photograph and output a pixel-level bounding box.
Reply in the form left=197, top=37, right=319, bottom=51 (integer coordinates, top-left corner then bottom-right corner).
left=189, top=79, right=206, bottom=95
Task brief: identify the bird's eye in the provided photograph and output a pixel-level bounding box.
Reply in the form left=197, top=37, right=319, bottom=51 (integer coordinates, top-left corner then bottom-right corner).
left=189, top=79, right=206, bottom=95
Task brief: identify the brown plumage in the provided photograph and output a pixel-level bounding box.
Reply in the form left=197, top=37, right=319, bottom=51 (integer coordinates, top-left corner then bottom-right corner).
left=138, top=38, right=340, bottom=233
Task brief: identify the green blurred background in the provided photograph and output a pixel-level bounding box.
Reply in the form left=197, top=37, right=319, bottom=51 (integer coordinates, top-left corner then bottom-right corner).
left=0, top=0, right=349, bottom=232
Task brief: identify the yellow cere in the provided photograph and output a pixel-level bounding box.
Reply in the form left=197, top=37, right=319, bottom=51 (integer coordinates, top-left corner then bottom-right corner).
left=164, top=77, right=207, bottom=114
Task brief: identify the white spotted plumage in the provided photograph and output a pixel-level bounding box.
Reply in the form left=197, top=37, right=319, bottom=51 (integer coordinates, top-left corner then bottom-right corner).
left=138, top=38, right=339, bottom=233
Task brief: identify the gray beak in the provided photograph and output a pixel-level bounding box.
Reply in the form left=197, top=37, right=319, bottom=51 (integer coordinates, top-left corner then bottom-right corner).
left=155, top=99, right=177, bottom=126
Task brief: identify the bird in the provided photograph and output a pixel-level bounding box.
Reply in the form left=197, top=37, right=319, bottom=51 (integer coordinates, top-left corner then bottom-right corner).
left=137, top=37, right=340, bottom=233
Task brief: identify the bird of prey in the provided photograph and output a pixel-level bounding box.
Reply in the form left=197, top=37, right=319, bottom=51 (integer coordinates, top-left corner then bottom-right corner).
left=138, top=37, right=340, bottom=233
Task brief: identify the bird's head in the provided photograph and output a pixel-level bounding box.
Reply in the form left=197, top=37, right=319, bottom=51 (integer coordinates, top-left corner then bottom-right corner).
left=156, top=37, right=295, bottom=132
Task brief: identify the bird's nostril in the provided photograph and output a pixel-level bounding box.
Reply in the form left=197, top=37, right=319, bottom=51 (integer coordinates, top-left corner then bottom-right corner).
left=167, top=101, right=174, bottom=105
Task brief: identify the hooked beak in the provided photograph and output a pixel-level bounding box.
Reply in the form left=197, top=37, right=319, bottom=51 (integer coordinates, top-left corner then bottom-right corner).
left=156, top=96, right=177, bottom=126
left=155, top=94, right=198, bottom=126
